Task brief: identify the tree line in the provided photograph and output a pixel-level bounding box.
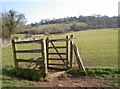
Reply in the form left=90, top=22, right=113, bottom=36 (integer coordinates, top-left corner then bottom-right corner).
left=28, top=15, right=118, bottom=35
left=1, top=10, right=118, bottom=39
left=31, top=15, right=118, bottom=29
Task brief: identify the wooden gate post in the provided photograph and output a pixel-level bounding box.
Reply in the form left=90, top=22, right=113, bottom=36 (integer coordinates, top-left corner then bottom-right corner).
left=72, top=43, right=85, bottom=71
left=66, top=36, right=69, bottom=68
left=41, top=39, right=48, bottom=76
left=12, top=40, right=18, bottom=68
left=46, top=37, right=49, bottom=68
left=70, top=35, right=73, bottom=68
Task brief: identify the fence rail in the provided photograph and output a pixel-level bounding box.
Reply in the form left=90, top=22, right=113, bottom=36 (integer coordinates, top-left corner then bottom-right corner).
left=16, top=49, right=42, bottom=53
left=14, top=39, right=43, bottom=44
left=48, top=38, right=72, bottom=42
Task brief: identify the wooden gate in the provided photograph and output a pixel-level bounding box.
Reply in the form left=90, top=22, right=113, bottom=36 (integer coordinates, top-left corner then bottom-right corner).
left=12, top=39, right=48, bottom=75
left=46, top=36, right=69, bottom=69
left=12, top=35, right=85, bottom=77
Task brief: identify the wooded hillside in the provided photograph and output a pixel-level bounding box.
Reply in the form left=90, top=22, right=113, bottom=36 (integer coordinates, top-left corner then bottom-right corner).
left=22, top=15, right=118, bottom=35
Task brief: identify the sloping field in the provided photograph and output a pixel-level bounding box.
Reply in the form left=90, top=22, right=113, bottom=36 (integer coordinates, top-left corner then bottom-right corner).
left=3, top=29, right=118, bottom=68
left=48, top=29, right=118, bottom=68
left=2, top=29, right=118, bottom=87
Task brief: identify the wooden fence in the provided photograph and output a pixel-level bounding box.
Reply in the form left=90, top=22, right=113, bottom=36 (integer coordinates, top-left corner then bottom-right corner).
left=12, top=35, right=85, bottom=77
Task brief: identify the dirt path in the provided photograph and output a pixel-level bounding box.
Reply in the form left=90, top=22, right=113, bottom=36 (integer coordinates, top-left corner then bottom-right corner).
left=47, top=70, right=67, bottom=80
left=35, top=66, right=116, bottom=87
left=35, top=74, right=114, bottom=87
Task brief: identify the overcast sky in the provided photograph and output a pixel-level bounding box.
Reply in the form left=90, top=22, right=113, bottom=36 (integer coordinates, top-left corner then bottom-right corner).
left=1, top=0, right=119, bottom=24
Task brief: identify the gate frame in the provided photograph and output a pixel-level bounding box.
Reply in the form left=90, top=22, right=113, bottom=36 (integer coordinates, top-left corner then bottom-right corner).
left=12, top=39, right=48, bottom=75
left=46, top=35, right=73, bottom=69
left=12, top=35, right=85, bottom=78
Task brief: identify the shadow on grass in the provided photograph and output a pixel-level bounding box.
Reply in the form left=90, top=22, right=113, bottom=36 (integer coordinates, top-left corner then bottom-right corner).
left=2, top=67, right=45, bottom=81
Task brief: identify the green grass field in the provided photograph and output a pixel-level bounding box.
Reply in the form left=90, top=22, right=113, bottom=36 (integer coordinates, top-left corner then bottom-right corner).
left=73, top=29, right=118, bottom=67
left=34, top=22, right=88, bottom=30
left=2, top=28, right=118, bottom=87
left=48, top=29, right=118, bottom=68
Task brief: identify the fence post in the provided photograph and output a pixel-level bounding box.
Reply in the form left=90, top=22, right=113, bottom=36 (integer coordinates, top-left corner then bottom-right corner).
left=66, top=36, right=69, bottom=68
left=70, top=35, right=73, bottom=68
left=72, top=43, right=85, bottom=71
left=12, top=40, right=18, bottom=68
left=41, top=39, right=48, bottom=76
left=46, top=37, right=49, bottom=68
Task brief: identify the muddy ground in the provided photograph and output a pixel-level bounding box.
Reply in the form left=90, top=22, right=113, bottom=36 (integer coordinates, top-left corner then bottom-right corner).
left=34, top=74, right=116, bottom=87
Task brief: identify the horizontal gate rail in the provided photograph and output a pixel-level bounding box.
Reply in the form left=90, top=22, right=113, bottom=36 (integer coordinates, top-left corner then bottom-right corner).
left=16, top=57, right=43, bottom=62
left=16, top=49, right=42, bottom=53
left=14, top=39, right=43, bottom=44
left=48, top=63, right=66, bottom=65
left=48, top=53, right=66, bottom=55
left=48, top=38, right=72, bottom=42
left=48, top=46, right=66, bottom=49
left=17, top=59, right=44, bottom=63
left=48, top=58, right=66, bottom=60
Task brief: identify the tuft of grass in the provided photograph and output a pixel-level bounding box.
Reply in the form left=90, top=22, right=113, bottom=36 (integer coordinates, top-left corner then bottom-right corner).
left=3, top=68, right=45, bottom=81
left=67, top=67, right=119, bottom=76
left=58, top=74, right=68, bottom=80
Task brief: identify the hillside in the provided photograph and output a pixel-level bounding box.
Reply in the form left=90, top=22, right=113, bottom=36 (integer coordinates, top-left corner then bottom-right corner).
left=7, top=29, right=119, bottom=68
left=48, top=29, right=118, bottom=68
left=14, top=15, right=118, bottom=37
left=16, top=22, right=88, bottom=35
left=2, top=29, right=118, bottom=87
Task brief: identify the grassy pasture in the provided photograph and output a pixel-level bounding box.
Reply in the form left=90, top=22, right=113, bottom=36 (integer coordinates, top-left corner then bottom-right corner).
left=74, top=29, right=118, bottom=67
left=2, top=29, right=118, bottom=87
left=13, top=22, right=88, bottom=38
left=35, top=22, right=88, bottom=30
left=48, top=29, right=118, bottom=68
